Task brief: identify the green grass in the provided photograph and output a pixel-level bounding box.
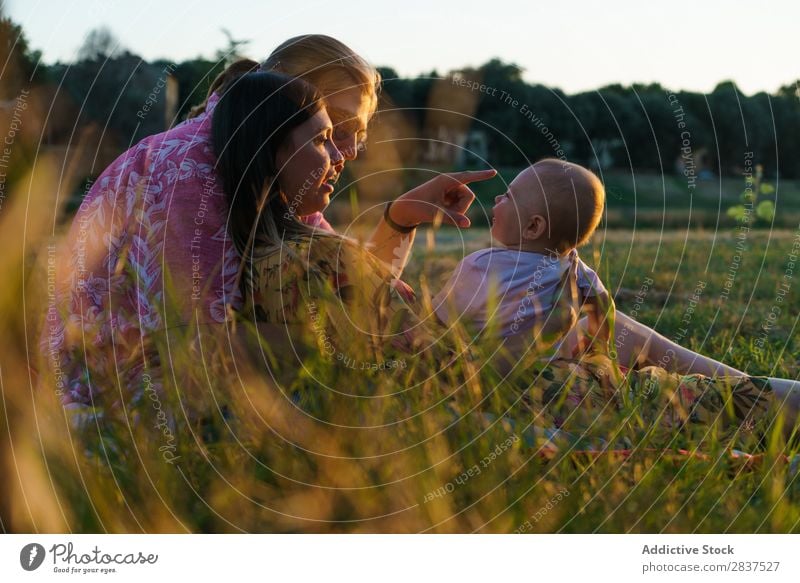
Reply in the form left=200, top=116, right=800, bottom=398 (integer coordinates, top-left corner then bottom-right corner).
left=16, top=226, right=798, bottom=534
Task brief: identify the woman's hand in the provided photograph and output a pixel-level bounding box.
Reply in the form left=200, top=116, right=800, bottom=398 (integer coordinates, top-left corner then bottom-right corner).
left=388, top=169, right=497, bottom=228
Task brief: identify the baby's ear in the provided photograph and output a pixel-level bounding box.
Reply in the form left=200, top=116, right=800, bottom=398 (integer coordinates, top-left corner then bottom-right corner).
left=522, top=214, right=548, bottom=241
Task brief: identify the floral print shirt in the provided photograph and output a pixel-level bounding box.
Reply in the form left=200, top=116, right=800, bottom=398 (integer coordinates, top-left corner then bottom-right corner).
left=243, top=236, right=420, bottom=354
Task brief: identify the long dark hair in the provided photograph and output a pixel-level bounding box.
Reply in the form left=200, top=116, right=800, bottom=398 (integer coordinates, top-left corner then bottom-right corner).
left=211, top=71, right=325, bottom=291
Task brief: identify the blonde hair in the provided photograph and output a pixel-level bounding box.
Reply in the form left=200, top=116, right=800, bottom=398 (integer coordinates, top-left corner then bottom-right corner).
left=262, top=35, right=381, bottom=114
left=533, top=159, right=605, bottom=252
left=189, top=36, right=381, bottom=120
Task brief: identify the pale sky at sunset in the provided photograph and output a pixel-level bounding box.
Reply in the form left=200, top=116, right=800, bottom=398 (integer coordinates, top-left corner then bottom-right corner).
left=5, top=0, right=798, bottom=95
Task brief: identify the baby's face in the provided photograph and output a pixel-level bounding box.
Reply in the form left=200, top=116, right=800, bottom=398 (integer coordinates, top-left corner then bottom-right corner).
left=491, top=166, right=545, bottom=246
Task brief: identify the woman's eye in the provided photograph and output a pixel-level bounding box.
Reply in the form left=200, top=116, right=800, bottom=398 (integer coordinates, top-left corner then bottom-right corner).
left=333, top=126, right=351, bottom=141
left=333, top=118, right=363, bottom=143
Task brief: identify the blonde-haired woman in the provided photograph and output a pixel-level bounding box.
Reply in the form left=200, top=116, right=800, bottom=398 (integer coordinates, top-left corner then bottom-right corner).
left=51, top=34, right=492, bottom=407
left=264, top=34, right=380, bottom=159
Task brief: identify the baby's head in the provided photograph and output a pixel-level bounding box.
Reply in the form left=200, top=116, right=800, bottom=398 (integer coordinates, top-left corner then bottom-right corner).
left=491, top=159, right=604, bottom=254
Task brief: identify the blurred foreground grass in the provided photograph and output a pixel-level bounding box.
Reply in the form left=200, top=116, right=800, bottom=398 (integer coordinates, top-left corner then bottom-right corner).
left=3, top=188, right=800, bottom=532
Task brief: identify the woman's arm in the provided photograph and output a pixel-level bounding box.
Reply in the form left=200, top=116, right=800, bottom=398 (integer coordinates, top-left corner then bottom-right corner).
left=366, top=212, right=416, bottom=278
left=366, top=170, right=496, bottom=276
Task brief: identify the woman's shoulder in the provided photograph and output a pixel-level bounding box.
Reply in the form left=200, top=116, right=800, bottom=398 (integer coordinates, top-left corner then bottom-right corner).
left=90, top=116, right=214, bottom=196
left=144, top=115, right=215, bottom=166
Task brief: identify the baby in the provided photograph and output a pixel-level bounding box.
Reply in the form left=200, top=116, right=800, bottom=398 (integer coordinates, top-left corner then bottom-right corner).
left=433, top=158, right=612, bottom=357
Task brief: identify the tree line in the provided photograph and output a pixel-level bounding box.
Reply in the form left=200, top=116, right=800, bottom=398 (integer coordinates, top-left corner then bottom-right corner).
left=3, top=18, right=800, bottom=179
left=377, top=60, right=800, bottom=178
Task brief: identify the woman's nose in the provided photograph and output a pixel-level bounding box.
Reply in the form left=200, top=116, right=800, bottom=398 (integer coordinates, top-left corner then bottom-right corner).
left=328, top=140, right=345, bottom=165
left=494, top=194, right=503, bottom=204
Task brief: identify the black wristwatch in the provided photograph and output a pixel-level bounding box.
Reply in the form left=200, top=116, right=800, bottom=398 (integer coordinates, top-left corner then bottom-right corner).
left=384, top=201, right=419, bottom=234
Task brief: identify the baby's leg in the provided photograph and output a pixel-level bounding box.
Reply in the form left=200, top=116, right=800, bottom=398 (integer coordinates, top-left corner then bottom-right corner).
left=560, top=311, right=745, bottom=375
left=561, top=311, right=800, bottom=431
left=613, top=311, right=745, bottom=376
left=767, top=378, right=800, bottom=423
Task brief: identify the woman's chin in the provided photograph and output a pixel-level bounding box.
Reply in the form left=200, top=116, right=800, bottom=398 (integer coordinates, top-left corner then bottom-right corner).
left=298, top=191, right=330, bottom=216
left=318, top=184, right=334, bottom=205
left=318, top=191, right=331, bottom=210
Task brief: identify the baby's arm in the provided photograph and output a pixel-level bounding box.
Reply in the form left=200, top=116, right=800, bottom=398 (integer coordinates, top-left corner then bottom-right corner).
left=581, top=290, right=615, bottom=354
left=571, top=258, right=614, bottom=355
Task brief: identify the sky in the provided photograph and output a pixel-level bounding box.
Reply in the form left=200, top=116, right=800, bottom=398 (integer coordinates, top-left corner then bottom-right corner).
left=4, top=0, right=799, bottom=95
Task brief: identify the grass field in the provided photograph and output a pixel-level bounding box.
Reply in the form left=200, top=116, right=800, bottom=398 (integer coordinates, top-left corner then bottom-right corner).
left=3, top=147, right=800, bottom=534
left=5, top=222, right=799, bottom=534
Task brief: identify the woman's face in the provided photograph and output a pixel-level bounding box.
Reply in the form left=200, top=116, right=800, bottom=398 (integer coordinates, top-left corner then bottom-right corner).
left=277, top=108, right=344, bottom=217
left=324, top=87, right=372, bottom=164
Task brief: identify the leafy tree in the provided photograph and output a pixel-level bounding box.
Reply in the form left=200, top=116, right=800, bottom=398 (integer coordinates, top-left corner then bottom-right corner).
left=76, top=26, right=124, bottom=61
left=0, top=16, right=44, bottom=96
left=215, top=28, right=250, bottom=67
left=160, top=57, right=225, bottom=120
left=776, top=81, right=799, bottom=103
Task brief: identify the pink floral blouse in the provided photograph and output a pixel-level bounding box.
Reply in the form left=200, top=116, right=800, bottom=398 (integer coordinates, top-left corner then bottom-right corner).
left=47, top=94, right=332, bottom=406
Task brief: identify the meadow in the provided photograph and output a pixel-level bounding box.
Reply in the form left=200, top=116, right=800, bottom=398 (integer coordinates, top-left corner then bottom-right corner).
left=4, top=211, right=800, bottom=533
left=2, top=0, right=799, bottom=541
